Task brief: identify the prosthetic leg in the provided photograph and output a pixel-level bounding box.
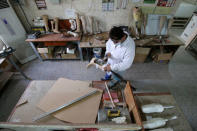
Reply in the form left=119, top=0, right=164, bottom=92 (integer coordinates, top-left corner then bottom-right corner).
left=75, top=13, right=81, bottom=33
left=88, top=16, right=94, bottom=35
left=81, top=15, right=87, bottom=35
left=53, top=17, right=60, bottom=33
left=133, top=7, right=142, bottom=39
left=159, top=16, right=167, bottom=36
left=167, top=18, right=173, bottom=36
left=42, top=15, right=49, bottom=32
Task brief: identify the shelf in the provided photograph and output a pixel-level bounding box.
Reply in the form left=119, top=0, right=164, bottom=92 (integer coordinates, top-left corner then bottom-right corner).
left=171, top=17, right=190, bottom=29
left=0, top=72, right=13, bottom=92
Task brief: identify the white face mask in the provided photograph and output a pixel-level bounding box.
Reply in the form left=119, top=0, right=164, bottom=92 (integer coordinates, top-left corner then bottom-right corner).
left=115, top=42, right=121, bottom=47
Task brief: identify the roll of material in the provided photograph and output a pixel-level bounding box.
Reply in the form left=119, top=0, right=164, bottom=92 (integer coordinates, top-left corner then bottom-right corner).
left=143, top=116, right=177, bottom=129
left=142, top=103, right=174, bottom=113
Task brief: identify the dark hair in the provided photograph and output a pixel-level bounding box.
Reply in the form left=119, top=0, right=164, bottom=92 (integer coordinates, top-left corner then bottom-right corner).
left=109, top=26, right=125, bottom=40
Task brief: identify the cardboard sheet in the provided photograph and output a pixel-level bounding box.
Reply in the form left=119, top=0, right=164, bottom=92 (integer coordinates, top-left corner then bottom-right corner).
left=37, top=78, right=103, bottom=123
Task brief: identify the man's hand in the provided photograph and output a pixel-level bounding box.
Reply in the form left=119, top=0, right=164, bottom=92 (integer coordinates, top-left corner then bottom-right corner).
left=104, top=64, right=111, bottom=72
left=106, top=53, right=111, bottom=58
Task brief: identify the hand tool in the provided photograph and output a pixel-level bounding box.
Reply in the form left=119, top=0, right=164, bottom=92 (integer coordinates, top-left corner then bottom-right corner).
left=107, top=109, right=120, bottom=117
left=33, top=90, right=98, bottom=122
left=105, top=82, right=116, bottom=108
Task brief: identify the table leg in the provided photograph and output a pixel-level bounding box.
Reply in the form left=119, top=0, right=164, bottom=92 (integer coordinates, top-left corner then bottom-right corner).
left=77, top=41, right=83, bottom=61
left=29, top=42, right=43, bottom=61
left=7, top=56, right=31, bottom=80
left=86, top=48, right=90, bottom=61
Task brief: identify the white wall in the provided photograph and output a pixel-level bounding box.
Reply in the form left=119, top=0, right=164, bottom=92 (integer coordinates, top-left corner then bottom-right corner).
left=17, top=0, right=137, bottom=31
left=13, top=0, right=196, bottom=32
left=174, top=2, right=197, bottom=17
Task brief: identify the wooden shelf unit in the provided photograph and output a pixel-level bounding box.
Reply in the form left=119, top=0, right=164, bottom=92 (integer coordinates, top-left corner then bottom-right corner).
left=171, top=17, right=190, bottom=29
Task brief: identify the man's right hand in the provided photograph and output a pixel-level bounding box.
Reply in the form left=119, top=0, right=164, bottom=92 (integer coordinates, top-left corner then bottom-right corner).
left=106, top=52, right=111, bottom=58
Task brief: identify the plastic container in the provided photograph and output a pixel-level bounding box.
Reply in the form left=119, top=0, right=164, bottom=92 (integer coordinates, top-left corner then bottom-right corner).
left=93, top=48, right=102, bottom=58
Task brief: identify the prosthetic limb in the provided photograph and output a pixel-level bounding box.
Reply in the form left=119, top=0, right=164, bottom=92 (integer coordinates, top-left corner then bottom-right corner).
left=75, top=13, right=81, bottom=33
left=94, top=20, right=100, bottom=34
left=87, top=57, right=103, bottom=70
left=88, top=16, right=94, bottom=35
left=42, top=15, right=49, bottom=32
left=53, top=17, right=60, bottom=33
left=167, top=18, right=173, bottom=35
left=143, top=14, right=148, bottom=35
left=158, top=16, right=167, bottom=36
left=116, top=0, right=123, bottom=9
left=50, top=21, right=55, bottom=31
left=87, top=58, right=135, bottom=90
left=121, top=0, right=128, bottom=9
left=69, top=19, right=77, bottom=31
left=133, top=7, right=142, bottom=39
left=81, top=15, right=87, bottom=34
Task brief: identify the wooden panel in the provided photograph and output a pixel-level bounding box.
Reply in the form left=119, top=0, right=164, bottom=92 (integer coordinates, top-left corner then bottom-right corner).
left=157, top=52, right=173, bottom=60
left=124, top=81, right=144, bottom=130
left=37, top=78, right=103, bottom=124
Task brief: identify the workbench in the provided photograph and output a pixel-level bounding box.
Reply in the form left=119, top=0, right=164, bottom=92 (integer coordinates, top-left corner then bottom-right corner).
left=0, top=80, right=192, bottom=131
left=26, top=33, right=83, bottom=61
left=0, top=54, right=29, bottom=92
left=80, top=33, right=184, bottom=62
left=0, top=58, right=13, bottom=91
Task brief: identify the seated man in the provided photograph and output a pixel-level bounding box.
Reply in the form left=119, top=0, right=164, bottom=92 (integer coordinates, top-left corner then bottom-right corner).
left=103, top=26, right=135, bottom=87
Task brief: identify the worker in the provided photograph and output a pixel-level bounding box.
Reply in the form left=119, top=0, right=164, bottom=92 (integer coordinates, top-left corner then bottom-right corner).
left=103, top=26, right=135, bottom=88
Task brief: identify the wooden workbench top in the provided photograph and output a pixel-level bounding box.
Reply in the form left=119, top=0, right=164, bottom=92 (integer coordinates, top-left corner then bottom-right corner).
left=6, top=80, right=192, bottom=131
left=80, top=34, right=184, bottom=48
left=135, top=35, right=185, bottom=46
left=26, top=33, right=80, bottom=42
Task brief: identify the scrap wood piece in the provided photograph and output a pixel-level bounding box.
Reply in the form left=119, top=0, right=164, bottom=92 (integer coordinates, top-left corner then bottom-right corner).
left=16, top=99, right=28, bottom=108
left=124, top=81, right=144, bottom=130
left=135, top=37, right=156, bottom=46
left=37, top=78, right=103, bottom=124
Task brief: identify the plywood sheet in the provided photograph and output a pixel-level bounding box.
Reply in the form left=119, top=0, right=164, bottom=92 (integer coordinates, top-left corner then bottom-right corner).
left=37, top=78, right=103, bottom=124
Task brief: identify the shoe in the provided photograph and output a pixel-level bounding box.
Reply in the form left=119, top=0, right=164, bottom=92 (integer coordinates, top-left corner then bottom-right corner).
left=101, top=73, right=112, bottom=81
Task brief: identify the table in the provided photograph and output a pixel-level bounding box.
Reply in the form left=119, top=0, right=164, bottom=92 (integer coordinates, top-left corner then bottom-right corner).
left=26, top=33, right=83, bottom=61
left=80, top=33, right=108, bottom=60
left=80, top=34, right=184, bottom=61
left=0, top=55, right=29, bottom=80
left=1, top=80, right=192, bottom=131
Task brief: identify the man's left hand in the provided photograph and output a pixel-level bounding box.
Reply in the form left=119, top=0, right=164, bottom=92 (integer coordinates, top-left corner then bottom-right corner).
left=104, top=64, right=111, bottom=72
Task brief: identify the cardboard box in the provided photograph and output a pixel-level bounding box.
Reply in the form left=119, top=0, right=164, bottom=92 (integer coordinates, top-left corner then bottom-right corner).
left=61, top=53, right=77, bottom=59
left=40, top=53, right=53, bottom=59
left=37, top=48, right=48, bottom=54
left=153, top=52, right=173, bottom=62
left=134, top=47, right=151, bottom=63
